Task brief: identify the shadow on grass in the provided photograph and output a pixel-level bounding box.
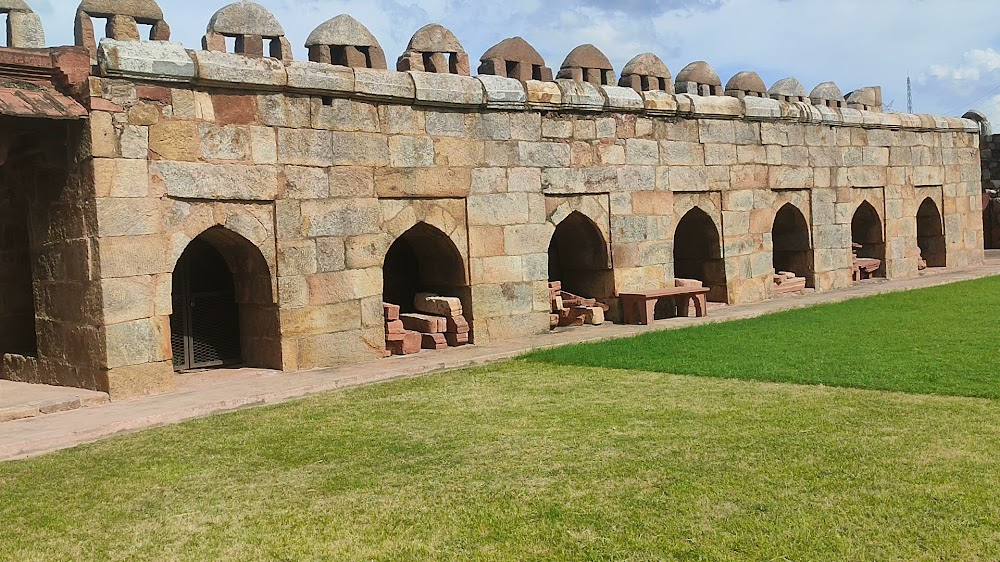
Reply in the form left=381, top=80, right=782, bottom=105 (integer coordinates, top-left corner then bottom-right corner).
left=524, top=276, right=1000, bottom=399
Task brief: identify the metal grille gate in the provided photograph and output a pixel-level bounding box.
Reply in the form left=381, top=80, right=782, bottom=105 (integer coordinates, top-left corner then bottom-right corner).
left=170, top=239, right=242, bottom=371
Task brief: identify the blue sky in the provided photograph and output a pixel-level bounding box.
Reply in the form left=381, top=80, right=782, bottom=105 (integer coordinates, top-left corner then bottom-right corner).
left=33, top=0, right=1000, bottom=125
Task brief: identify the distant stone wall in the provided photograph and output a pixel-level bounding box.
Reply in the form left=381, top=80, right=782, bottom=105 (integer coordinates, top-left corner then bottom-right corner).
left=80, top=57, right=984, bottom=397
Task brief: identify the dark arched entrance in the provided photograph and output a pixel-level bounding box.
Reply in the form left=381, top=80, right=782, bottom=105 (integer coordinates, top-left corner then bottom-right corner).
left=548, top=212, right=614, bottom=299
left=0, top=188, right=36, bottom=356
left=170, top=227, right=279, bottom=371
left=772, top=203, right=814, bottom=287
left=383, top=222, right=471, bottom=327
left=851, top=201, right=886, bottom=279
left=916, top=198, right=946, bottom=268
left=674, top=208, right=727, bottom=303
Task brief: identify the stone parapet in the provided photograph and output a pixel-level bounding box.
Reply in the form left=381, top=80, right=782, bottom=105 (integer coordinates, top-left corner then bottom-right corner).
left=92, top=39, right=979, bottom=134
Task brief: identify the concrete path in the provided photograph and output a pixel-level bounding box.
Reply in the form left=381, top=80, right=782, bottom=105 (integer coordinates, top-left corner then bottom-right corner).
left=2, top=255, right=999, bottom=462
left=0, top=381, right=108, bottom=423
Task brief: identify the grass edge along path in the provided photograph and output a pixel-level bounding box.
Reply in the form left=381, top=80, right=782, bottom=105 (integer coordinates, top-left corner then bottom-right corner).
left=526, top=276, right=1000, bottom=399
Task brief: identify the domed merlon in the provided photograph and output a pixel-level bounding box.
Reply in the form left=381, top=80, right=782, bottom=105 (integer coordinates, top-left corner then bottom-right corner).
left=769, top=77, right=808, bottom=103
left=306, top=14, right=386, bottom=69
left=398, top=23, right=470, bottom=75
left=207, top=0, right=284, bottom=36
left=203, top=0, right=292, bottom=60
left=0, top=0, right=34, bottom=12
left=1, top=0, right=45, bottom=49
left=75, top=0, right=169, bottom=61
left=810, top=82, right=845, bottom=108
left=478, top=37, right=552, bottom=83
left=79, top=0, right=163, bottom=20
left=406, top=23, right=465, bottom=53
left=724, top=71, right=766, bottom=99
left=675, top=61, right=721, bottom=96
left=619, top=53, right=672, bottom=93
left=557, top=44, right=615, bottom=86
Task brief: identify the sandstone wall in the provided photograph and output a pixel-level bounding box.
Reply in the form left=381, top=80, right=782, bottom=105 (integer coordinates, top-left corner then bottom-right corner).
left=76, top=45, right=985, bottom=399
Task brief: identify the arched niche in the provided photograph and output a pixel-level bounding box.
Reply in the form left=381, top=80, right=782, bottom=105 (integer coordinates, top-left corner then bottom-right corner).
left=169, top=226, right=280, bottom=371
left=851, top=201, right=886, bottom=279
left=916, top=198, right=946, bottom=268
left=548, top=211, right=614, bottom=300
left=674, top=207, right=727, bottom=303
left=772, top=203, right=814, bottom=288
left=382, top=222, right=471, bottom=331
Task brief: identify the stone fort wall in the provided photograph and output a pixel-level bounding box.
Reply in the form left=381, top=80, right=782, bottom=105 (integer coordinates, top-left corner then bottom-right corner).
left=0, top=1, right=986, bottom=398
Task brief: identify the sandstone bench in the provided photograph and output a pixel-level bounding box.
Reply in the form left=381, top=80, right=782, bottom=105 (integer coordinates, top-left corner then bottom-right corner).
left=620, top=287, right=711, bottom=325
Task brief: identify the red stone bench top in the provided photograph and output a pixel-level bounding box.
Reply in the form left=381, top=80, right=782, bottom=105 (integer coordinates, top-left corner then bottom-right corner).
left=619, top=287, right=711, bottom=299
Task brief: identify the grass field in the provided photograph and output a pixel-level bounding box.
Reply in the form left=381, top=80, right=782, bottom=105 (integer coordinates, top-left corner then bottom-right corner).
left=528, top=276, right=1000, bottom=399
left=2, top=279, right=1000, bottom=560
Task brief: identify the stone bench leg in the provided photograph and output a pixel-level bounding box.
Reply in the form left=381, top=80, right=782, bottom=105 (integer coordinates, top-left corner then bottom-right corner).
left=692, top=293, right=707, bottom=317
left=676, top=295, right=691, bottom=318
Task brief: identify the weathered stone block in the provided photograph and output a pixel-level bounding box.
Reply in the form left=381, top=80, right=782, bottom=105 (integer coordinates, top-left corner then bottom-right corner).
left=330, top=132, right=389, bottom=166
left=301, top=199, right=380, bottom=237
left=98, top=40, right=195, bottom=82
left=477, top=75, right=527, bottom=109
left=354, top=68, right=416, bottom=101
left=410, top=71, right=485, bottom=107
left=375, top=167, right=471, bottom=198
left=192, top=50, right=287, bottom=88
left=93, top=158, right=149, bottom=197
left=277, top=128, right=333, bottom=167
left=285, top=60, right=354, bottom=94
left=153, top=162, right=278, bottom=201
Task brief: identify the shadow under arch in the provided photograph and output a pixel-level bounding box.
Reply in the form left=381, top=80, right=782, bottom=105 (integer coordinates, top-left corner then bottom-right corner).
left=548, top=211, right=614, bottom=299
left=674, top=207, right=728, bottom=303
left=169, top=226, right=280, bottom=371
left=0, top=187, right=36, bottom=356
left=383, top=222, right=472, bottom=332
left=916, top=198, right=946, bottom=268
left=772, top=203, right=815, bottom=288
left=851, top=201, right=886, bottom=278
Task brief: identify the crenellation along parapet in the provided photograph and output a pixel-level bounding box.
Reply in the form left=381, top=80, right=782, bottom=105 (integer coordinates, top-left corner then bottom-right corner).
left=90, top=38, right=979, bottom=134
left=75, top=0, right=169, bottom=63
left=203, top=1, right=292, bottom=61
left=1, top=0, right=45, bottom=49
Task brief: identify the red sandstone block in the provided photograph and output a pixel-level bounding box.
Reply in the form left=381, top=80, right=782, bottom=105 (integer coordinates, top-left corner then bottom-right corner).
left=550, top=314, right=560, bottom=329
left=383, top=303, right=400, bottom=322
left=446, top=315, right=470, bottom=334
left=136, top=85, right=171, bottom=104
left=401, top=313, right=447, bottom=334
left=387, top=331, right=422, bottom=355
left=446, top=331, right=470, bottom=347
left=558, top=308, right=587, bottom=328
left=89, top=97, right=124, bottom=112
left=549, top=281, right=562, bottom=291
left=385, top=320, right=404, bottom=335
left=385, top=332, right=405, bottom=343
left=422, top=333, right=449, bottom=350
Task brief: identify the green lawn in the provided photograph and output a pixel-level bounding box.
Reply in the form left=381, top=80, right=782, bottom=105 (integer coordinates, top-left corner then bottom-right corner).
left=3, top=279, right=1000, bottom=560
left=528, top=276, right=1000, bottom=399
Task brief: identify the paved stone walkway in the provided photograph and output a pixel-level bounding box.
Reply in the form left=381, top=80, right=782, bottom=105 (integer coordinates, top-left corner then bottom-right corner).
left=2, top=254, right=999, bottom=462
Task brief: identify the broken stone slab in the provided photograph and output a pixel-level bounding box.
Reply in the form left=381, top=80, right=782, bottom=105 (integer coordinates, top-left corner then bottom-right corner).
left=98, top=39, right=195, bottom=82
left=385, top=319, right=404, bottom=334
left=742, top=96, right=782, bottom=119
left=409, top=71, right=485, bottom=107
left=7, top=10, right=45, bottom=49
left=600, top=85, right=643, bottom=112
left=191, top=49, right=287, bottom=89
left=414, top=293, right=462, bottom=317
left=839, top=107, right=864, bottom=126
left=383, top=302, right=400, bottom=321
left=558, top=307, right=587, bottom=327
left=421, top=332, right=448, bottom=350
left=445, top=331, right=469, bottom=347
left=285, top=60, right=355, bottom=94
left=525, top=80, right=561, bottom=110
left=400, top=313, right=447, bottom=334
left=387, top=330, right=421, bottom=355
left=556, top=79, right=604, bottom=112
left=477, top=74, right=527, bottom=110
left=446, top=315, right=470, bottom=334
left=549, top=314, right=559, bottom=330
left=584, top=306, right=605, bottom=325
